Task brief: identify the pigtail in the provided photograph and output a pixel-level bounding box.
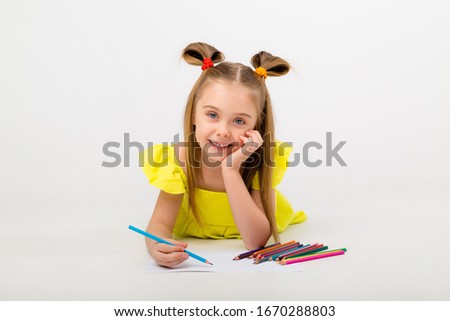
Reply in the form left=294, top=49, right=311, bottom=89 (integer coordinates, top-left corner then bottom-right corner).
left=182, top=42, right=225, bottom=67
left=251, top=51, right=290, bottom=78
left=250, top=51, right=290, bottom=244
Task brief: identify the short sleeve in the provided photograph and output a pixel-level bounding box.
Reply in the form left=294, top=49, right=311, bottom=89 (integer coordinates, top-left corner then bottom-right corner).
left=251, top=140, right=293, bottom=190
left=140, top=144, right=187, bottom=194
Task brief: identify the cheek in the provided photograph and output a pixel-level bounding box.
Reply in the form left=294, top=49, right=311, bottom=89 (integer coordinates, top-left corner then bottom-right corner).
left=194, top=121, right=211, bottom=141
left=231, top=127, right=249, bottom=140
left=247, top=119, right=258, bottom=131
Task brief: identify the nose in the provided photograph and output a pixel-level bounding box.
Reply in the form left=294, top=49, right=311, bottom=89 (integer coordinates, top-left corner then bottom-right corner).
left=216, top=124, right=230, bottom=137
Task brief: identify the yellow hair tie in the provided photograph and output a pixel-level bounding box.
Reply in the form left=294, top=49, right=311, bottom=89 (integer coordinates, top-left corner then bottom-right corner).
left=255, top=67, right=267, bottom=79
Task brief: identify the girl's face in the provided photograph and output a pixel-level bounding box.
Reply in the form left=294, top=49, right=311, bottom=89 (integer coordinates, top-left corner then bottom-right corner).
left=193, top=80, right=259, bottom=162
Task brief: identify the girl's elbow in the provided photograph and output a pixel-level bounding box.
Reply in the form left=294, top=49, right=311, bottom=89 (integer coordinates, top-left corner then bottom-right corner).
left=243, top=233, right=271, bottom=250
left=244, top=240, right=267, bottom=250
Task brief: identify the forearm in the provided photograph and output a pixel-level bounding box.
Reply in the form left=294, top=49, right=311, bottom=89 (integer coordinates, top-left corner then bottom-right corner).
left=222, top=170, right=271, bottom=249
left=145, top=215, right=189, bottom=268
left=145, top=190, right=183, bottom=252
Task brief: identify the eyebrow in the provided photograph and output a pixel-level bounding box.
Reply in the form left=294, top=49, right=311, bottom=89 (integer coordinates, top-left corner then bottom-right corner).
left=202, top=105, right=253, bottom=119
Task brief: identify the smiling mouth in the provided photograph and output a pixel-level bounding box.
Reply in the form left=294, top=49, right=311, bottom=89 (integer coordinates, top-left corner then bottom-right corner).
left=207, top=140, right=237, bottom=149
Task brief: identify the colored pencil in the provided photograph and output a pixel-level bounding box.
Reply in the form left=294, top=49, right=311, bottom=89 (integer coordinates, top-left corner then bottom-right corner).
left=264, top=244, right=306, bottom=262
left=255, top=242, right=301, bottom=261
left=254, top=243, right=302, bottom=264
left=281, top=248, right=346, bottom=262
left=276, top=245, right=326, bottom=261
left=280, top=250, right=346, bottom=265
left=276, top=243, right=319, bottom=261
left=278, top=245, right=329, bottom=261
left=272, top=243, right=311, bottom=261
left=128, top=225, right=213, bottom=265
left=256, top=242, right=301, bottom=259
left=233, top=242, right=280, bottom=260
left=298, top=248, right=347, bottom=256
left=251, top=240, right=297, bottom=258
left=301, top=248, right=347, bottom=256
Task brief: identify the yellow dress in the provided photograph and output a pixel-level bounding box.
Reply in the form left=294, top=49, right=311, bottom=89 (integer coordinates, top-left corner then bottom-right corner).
left=141, top=142, right=307, bottom=239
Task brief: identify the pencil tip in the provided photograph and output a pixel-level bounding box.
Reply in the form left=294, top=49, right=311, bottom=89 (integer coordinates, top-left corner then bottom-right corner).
left=207, top=261, right=213, bottom=265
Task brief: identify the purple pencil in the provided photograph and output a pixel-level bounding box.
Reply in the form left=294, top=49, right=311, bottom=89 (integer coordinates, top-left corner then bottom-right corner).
left=233, top=242, right=280, bottom=260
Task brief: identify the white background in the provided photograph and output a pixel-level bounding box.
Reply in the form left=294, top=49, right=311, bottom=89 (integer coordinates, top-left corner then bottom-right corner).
left=1, top=0, right=449, bottom=300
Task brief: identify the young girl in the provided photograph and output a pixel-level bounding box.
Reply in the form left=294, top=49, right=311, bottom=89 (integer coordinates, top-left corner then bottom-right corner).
left=141, top=42, right=306, bottom=267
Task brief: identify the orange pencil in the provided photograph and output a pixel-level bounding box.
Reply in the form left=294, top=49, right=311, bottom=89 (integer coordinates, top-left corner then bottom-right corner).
left=251, top=240, right=297, bottom=258
left=233, top=242, right=280, bottom=260
left=256, top=242, right=301, bottom=260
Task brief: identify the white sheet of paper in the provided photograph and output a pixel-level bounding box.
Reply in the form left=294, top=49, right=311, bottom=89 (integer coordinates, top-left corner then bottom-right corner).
left=144, top=249, right=304, bottom=273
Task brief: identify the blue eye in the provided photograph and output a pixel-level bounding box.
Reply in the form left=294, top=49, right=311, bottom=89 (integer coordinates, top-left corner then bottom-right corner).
left=207, top=112, right=218, bottom=119
left=234, top=118, right=246, bottom=125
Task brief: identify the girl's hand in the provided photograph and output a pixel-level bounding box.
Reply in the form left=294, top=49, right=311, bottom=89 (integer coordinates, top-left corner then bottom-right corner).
left=148, top=238, right=189, bottom=268
left=221, top=130, right=263, bottom=172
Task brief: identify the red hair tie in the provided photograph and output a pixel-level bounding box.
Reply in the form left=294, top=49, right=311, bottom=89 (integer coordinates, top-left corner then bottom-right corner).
left=201, top=58, right=214, bottom=70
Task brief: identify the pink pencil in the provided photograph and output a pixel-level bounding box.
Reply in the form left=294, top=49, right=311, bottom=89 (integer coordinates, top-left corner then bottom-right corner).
left=280, top=250, right=346, bottom=265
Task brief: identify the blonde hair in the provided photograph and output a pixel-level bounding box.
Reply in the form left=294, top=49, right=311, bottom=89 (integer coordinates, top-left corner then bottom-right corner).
left=181, top=42, right=290, bottom=243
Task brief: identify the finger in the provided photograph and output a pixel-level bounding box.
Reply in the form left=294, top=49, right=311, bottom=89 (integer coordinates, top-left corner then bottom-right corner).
left=155, top=251, right=189, bottom=268
left=167, top=253, right=189, bottom=267
left=237, top=135, right=245, bottom=147
left=167, top=239, right=189, bottom=248
left=151, top=244, right=189, bottom=264
left=240, top=135, right=259, bottom=151
left=246, top=130, right=263, bottom=145
left=154, top=243, right=187, bottom=254
left=240, top=135, right=253, bottom=145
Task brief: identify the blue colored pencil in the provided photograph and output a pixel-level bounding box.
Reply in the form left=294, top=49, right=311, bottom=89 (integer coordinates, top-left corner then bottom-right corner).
left=128, top=225, right=213, bottom=265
